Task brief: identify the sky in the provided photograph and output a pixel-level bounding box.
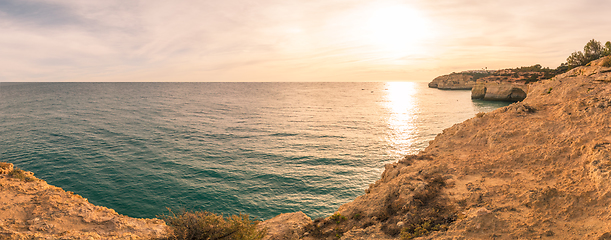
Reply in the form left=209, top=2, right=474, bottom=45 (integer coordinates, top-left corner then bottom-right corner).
left=1, top=0, right=610, bottom=82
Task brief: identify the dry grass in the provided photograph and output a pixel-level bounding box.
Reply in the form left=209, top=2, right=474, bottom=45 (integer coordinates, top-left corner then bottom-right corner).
left=302, top=172, right=456, bottom=239
left=8, top=168, right=37, bottom=182
left=380, top=173, right=456, bottom=239
left=153, top=209, right=266, bottom=240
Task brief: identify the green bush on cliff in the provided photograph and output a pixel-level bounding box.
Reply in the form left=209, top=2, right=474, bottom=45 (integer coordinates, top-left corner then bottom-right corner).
left=154, top=209, right=265, bottom=240
left=330, top=213, right=347, bottom=224
left=459, top=71, right=492, bottom=81
left=8, top=168, right=37, bottom=182
left=567, top=39, right=611, bottom=67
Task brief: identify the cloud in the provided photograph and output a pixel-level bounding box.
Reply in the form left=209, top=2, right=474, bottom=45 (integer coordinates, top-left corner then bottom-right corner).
left=0, top=0, right=88, bottom=27
left=1, top=0, right=611, bottom=81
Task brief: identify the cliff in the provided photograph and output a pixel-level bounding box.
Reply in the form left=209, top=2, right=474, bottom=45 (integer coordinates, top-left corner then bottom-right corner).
left=470, top=69, right=553, bottom=101
left=427, top=73, right=476, bottom=90
left=4, top=57, right=611, bottom=239
left=262, top=56, right=611, bottom=239
left=0, top=163, right=167, bottom=239
left=430, top=66, right=557, bottom=101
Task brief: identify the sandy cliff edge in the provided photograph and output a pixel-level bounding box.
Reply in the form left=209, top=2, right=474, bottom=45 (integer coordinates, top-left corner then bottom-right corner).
left=262, top=56, right=611, bottom=239
left=0, top=163, right=167, bottom=240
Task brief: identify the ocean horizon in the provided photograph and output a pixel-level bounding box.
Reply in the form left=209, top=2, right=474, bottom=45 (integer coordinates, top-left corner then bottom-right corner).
left=0, top=82, right=510, bottom=220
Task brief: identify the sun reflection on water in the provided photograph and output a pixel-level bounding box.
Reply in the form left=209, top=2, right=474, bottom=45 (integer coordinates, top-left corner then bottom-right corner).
left=384, top=82, right=419, bottom=157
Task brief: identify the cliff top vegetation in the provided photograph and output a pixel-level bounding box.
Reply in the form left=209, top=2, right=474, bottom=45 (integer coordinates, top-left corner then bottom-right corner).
left=450, top=39, right=610, bottom=84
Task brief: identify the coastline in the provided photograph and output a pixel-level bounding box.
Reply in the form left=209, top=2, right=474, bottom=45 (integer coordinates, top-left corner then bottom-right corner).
left=265, top=55, right=611, bottom=239
left=3, top=56, right=611, bottom=239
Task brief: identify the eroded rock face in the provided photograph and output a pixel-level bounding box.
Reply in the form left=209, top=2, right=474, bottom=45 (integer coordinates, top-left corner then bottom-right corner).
left=471, top=83, right=528, bottom=101
left=471, top=84, right=487, bottom=99
left=0, top=163, right=167, bottom=240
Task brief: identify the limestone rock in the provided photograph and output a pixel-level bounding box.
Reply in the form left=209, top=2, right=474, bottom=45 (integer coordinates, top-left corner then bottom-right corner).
left=471, top=84, right=486, bottom=99
left=429, top=73, right=475, bottom=90
left=554, top=56, right=611, bottom=80
left=258, top=211, right=312, bottom=240
left=0, top=169, right=167, bottom=239
left=471, top=83, right=528, bottom=101
left=271, top=56, right=611, bottom=239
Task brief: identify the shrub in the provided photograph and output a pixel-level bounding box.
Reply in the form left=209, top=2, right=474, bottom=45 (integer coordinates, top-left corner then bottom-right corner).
left=603, top=56, right=611, bottom=68
left=382, top=174, right=456, bottom=239
left=330, top=213, right=347, bottom=224
left=8, top=168, right=37, bottom=182
left=566, top=39, right=611, bottom=67
left=461, top=71, right=492, bottom=81
left=154, top=209, right=266, bottom=240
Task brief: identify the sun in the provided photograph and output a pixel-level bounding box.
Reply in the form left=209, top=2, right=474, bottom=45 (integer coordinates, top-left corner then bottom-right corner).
left=363, top=5, right=432, bottom=58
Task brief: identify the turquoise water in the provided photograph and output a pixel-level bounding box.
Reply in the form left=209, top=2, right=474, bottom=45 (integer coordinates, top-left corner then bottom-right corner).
left=0, top=82, right=509, bottom=220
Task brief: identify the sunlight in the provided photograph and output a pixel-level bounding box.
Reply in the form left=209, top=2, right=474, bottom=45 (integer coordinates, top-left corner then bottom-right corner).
left=384, top=82, right=419, bottom=156
left=363, top=4, right=433, bottom=59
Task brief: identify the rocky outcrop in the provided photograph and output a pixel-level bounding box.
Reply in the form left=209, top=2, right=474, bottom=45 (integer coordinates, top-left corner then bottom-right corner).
left=429, top=67, right=553, bottom=91
left=428, top=73, right=475, bottom=90
left=555, top=57, right=611, bottom=82
left=269, top=56, right=611, bottom=239
left=470, top=84, right=487, bottom=99
left=430, top=65, right=558, bottom=102
left=0, top=163, right=167, bottom=240
left=258, top=212, right=312, bottom=240
left=471, top=83, right=528, bottom=101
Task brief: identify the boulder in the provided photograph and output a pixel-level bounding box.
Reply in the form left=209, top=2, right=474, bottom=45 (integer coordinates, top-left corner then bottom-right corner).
left=471, top=84, right=486, bottom=99
left=259, top=211, right=312, bottom=240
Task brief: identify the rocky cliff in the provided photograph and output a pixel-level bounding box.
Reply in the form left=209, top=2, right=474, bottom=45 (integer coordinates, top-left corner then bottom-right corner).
left=5, top=57, right=611, bottom=239
left=427, top=73, right=476, bottom=90
left=262, top=56, right=611, bottom=239
left=0, top=163, right=167, bottom=240
left=430, top=66, right=557, bottom=101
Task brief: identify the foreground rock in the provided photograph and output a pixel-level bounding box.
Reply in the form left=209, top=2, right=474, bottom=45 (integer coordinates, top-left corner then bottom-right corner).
left=0, top=163, right=167, bottom=240
left=263, top=56, right=611, bottom=239
left=258, top=212, right=312, bottom=240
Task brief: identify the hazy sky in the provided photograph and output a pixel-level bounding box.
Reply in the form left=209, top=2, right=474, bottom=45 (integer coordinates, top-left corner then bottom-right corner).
left=1, top=0, right=610, bottom=82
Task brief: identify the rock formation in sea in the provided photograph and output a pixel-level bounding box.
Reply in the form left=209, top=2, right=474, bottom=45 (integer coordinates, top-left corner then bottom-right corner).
left=261, top=56, right=611, bottom=239
left=0, top=162, right=167, bottom=239
left=470, top=83, right=528, bottom=101
left=429, top=65, right=557, bottom=101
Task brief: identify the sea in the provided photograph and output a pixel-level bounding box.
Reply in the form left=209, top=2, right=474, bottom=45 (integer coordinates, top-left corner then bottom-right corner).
left=0, top=82, right=510, bottom=220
